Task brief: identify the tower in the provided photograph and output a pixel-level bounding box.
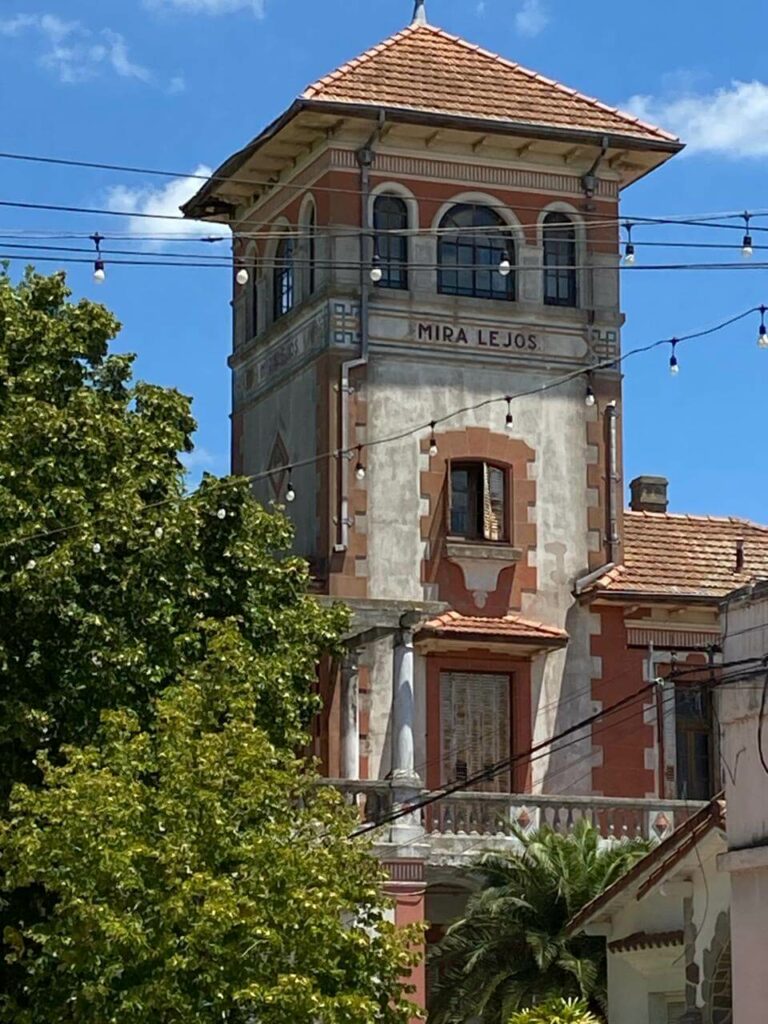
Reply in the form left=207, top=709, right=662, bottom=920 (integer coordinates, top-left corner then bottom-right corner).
left=184, top=8, right=682, bottom=1007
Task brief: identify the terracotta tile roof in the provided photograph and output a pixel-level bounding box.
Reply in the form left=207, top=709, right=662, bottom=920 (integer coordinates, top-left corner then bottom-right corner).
left=568, top=796, right=725, bottom=936
left=594, top=511, right=768, bottom=600
left=420, top=611, right=568, bottom=644
left=302, top=24, right=678, bottom=145
left=608, top=930, right=684, bottom=954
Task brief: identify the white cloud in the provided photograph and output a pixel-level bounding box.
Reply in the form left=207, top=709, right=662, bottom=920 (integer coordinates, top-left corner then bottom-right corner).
left=625, top=80, right=768, bottom=157
left=0, top=13, right=154, bottom=85
left=106, top=166, right=232, bottom=240
left=145, top=0, right=265, bottom=15
left=515, top=0, right=549, bottom=37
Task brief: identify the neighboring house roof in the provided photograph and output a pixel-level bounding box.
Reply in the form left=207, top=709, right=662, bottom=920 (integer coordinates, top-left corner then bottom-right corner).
left=593, top=511, right=768, bottom=601
left=418, top=611, right=569, bottom=646
left=302, top=23, right=678, bottom=145
left=607, top=931, right=684, bottom=953
left=568, top=796, right=726, bottom=935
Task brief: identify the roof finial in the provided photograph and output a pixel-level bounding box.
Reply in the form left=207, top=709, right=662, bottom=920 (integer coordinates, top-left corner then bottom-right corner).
left=412, top=0, right=428, bottom=26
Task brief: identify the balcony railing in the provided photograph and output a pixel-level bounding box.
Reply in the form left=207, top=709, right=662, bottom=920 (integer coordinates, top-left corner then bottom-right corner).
left=329, top=779, right=705, bottom=860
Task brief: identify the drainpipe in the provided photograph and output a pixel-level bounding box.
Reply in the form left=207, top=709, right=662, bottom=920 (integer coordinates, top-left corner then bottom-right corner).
left=335, top=112, right=385, bottom=552
left=573, top=399, right=619, bottom=596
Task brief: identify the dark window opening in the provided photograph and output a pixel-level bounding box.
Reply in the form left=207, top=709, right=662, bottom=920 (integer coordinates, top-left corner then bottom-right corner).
left=675, top=684, right=715, bottom=801
left=373, top=194, right=408, bottom=290
left=273, top=235, right=294, bottom=320
left=543, top=211, right=577, bottom=307
left=449, top=461, right=508, bottom=542
left=307, top=204, right=317, bottom=295
left=438, top=203, right=514, bottom=301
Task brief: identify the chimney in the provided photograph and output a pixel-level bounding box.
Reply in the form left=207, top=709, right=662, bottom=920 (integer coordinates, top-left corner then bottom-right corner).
left=630, top=476, right=669, bottom=514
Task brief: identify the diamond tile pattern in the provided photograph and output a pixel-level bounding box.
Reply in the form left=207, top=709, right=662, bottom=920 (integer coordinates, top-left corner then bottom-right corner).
left=597, top=511, right=768, bottom=598
left=302, top=24, right=678, bottom=143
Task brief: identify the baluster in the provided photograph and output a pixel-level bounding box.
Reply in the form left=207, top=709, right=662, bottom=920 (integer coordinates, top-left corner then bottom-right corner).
left=442, top=804, right=453, bottom=835
left=566, top=806, right=575, bottom=835
left=552, top=806, right=563, bottom=833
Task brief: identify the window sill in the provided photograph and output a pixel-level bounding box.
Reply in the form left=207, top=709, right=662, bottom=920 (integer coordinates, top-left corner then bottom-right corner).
left=445, top=540, right=522, bottom=563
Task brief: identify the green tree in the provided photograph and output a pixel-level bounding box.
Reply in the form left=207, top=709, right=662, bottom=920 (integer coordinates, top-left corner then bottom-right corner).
left=1, top=626, right=420, bottom=1023
left=509, top=998, right=600, bottom=1024
left=0, top=268, right=344, bottom=791
left=429, top=823, right=648, bottom=1024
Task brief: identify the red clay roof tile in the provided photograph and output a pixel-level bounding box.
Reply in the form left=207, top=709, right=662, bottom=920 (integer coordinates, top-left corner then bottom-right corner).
left=595, top=511, right=768, bottom=599
left=302, top=24, right=677, bottom=144
left=421, top=611, right=568, bottom=643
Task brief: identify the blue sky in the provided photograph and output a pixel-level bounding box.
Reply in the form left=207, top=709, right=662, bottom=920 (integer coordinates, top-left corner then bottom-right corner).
left=0, top=0, right=766, bottom=518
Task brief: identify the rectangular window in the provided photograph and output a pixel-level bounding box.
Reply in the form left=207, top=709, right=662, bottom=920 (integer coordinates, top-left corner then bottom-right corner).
left=440, top=672, right=511, bottom=792
left=675, top=685, right=714, bottom=801
left=449, top=462, right=507, bottom=542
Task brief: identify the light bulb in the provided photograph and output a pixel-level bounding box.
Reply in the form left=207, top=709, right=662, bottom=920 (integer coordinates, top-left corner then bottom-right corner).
left=669, top=355, right=679, bottom=377
left=286, top=482, right=296, bottom=503
left=429, top=438, right=438, bottom=457
left=217, top=508, right=227, bottom=520
left=370, top=256, right=383, bottom=284
left=759, top=325, right=768, bottom=349
left=93, top=260, right=106, bottom=284
left=742, top=236, right=753, bottom=259
left=355, top=463, right=366, bottom=481
left=585, top=386, right=596, bottom=408
left=624, top=244, right=636, bottom=266
left=236, top=268, right=249, bottom=286
left=498, top=253, right=512, bottom=277
left=505, top=413, right=514, bottom=432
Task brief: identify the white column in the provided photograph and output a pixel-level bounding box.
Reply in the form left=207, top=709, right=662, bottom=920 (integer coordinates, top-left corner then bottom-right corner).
left=340, top=651, right=360, bottom=780
left=392, top=628, right=420, bottom=783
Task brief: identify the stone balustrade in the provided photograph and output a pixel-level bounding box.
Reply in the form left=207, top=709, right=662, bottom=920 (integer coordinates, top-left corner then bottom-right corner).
left=328, top=779, right=705, bottom=863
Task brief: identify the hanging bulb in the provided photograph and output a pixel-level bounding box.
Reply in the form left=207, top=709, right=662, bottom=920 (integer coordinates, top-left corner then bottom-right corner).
left=742, top=213, right=753, bottom=258
left=623, top=222, right=636, bottom=265
left=759, top=307, right=768, bottom=349
left=585, top=385, right=596, bottom=408
left=498, top=252, right=512, bottom=277
left=669, top=340, right=680, bottom=377
left=236, top=268, right=249, bottom=286
left=428, top=422, right=438, bottom=458
left=93, top=259, right=106, bottom=284
left=286, top=479, right=296, bottom=503
left=370, top=254, right=383, bottom=284
left=354, top=447, right=366, bottom=481
left=504, top=397, right=514, bottom=432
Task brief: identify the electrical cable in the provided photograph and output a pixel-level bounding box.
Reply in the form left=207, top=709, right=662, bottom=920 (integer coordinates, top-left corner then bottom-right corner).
left=758, top=671, right=768, bottom=776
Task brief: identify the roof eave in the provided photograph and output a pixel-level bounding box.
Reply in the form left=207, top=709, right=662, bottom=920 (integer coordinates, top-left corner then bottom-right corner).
left=415, top=628, right=568, bottom=649
left=589, top=589, right=725, bottom=606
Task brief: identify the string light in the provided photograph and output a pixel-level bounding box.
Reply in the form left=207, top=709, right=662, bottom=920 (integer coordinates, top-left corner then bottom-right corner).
left=285, top=471, right=296, bottom=503
left=428, top=422, right=438, bottom=458
left=759, top=306, right=768, bottom=349
left=369, top=253, right=383, bottom=284
left=743, top=212, right=754, bottom=259
left=505, top=397, right=514, bottom=432
left=498, top=252, right=512, bottom=277
left=623, top=222, right=636, bottom=265
left=354, top=446, right=366, bottom=481
left=585, top=384, right=596, bottom=408
left=91, top=231, right=106, bottom=283
left=669, top=338, right=680, bottom=376
left=236, top=267, right=249, bottom=286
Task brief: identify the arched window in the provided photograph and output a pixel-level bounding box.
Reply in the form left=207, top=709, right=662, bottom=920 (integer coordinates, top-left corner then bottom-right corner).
left=373, top=194, right=408, bottom=290
left=438, top=204, right=514, bottom=301
left=273, top=234, right=294, bottom=320
left=543, top=212, right=577, bottom=307
left=307, top=203, right=317, bottom=296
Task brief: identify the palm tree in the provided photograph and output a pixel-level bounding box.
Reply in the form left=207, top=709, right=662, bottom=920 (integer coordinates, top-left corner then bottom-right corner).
left=428, top=822, right=649, bottom=1024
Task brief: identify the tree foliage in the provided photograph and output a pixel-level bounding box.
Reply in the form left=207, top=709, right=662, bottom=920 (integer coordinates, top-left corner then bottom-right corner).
left=429, top=823, right=649, bottom=1024
left=508, top=998, right=600, bottom=1024
left=1, top=627, right=420, bottom=1023
left=0, top=268, right=345, bottom=792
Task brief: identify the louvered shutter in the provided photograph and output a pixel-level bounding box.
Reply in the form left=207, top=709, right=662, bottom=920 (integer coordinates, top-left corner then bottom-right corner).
left=440, top=673, right=510, bottom=792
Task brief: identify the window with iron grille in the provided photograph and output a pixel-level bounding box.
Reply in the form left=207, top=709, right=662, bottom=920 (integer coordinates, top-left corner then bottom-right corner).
left=373, top=194, right=408, bottom=290
left=448, top=461, right=508, bottom=542
left=438, top=203, right=514, bottom=301
left=543, top=211, right=577, bottom=307
left=273, top=235, right=294, bottom=320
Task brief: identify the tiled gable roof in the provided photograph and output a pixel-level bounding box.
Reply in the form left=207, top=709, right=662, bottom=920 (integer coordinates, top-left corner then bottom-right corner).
left=596, top=511, right=768, bottom=600
left=302, top=23, right=678, bottom=145
left=420, top=611, right=568, bottom=644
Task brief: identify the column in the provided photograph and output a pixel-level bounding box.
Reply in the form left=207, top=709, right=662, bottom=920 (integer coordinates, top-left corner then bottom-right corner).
left=392, top=627, right=418, bottom=783
left=340, top=650, right=360, bottom=780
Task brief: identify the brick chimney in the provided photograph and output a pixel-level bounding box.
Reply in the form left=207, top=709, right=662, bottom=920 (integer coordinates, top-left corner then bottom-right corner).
left=630, top=476, right=669, bottom=514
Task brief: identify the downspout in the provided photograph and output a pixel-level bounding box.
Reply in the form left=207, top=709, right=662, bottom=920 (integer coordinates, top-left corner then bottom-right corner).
left=335, top=112, right=385, bottom=552
left=574, top=399, right=619, bottom=596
